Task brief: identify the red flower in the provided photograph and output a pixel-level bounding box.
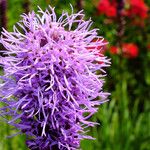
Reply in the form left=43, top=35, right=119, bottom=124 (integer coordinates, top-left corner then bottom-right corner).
left=122, top=43, right=139, bottom=58
left=97, top=0, right=117, bottom=17
left=109, top=43, right=139, bottom=58
left=127, top=0, right=148, bottom=19
left=110, top=46, right=118, bottom=54
left=147, top=44, right=150, bottom=50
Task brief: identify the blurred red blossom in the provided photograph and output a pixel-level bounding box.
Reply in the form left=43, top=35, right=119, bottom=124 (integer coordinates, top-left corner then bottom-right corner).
left=97, top=0, right=117, bottom=17
left=147, top=44, right=150, bottom=50
left=122, top=43, right=139, bottom=58
left=109, top=43, right=139, bottom=58
left=126, top=0, right=148, bottom=19
left=110, top=46, right=118, bottom=54
left=97, top=0, right=148, bottom=21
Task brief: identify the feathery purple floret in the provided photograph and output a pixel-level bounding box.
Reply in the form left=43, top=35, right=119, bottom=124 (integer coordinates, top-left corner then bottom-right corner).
left=0, top=6, right=110, bottom=150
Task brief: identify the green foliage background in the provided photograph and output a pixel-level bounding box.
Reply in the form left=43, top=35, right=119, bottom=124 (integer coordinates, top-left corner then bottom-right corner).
left=0, top=0, right=150, bottom=150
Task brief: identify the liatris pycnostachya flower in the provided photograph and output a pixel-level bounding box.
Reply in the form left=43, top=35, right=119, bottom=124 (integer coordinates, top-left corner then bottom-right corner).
left=0, top=6, right=110, bottom=150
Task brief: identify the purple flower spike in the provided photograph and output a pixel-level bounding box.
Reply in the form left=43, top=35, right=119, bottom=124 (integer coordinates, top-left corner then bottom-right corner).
left=0, top=6, right=110, bottom=150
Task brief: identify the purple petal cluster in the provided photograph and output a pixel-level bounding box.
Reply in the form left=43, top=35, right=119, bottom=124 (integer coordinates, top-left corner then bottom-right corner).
left=0, top=6, right=110, bottom=150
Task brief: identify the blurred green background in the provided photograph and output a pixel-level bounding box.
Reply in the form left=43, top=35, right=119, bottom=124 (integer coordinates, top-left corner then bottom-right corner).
left=0, top=0, right=150, bottom=150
